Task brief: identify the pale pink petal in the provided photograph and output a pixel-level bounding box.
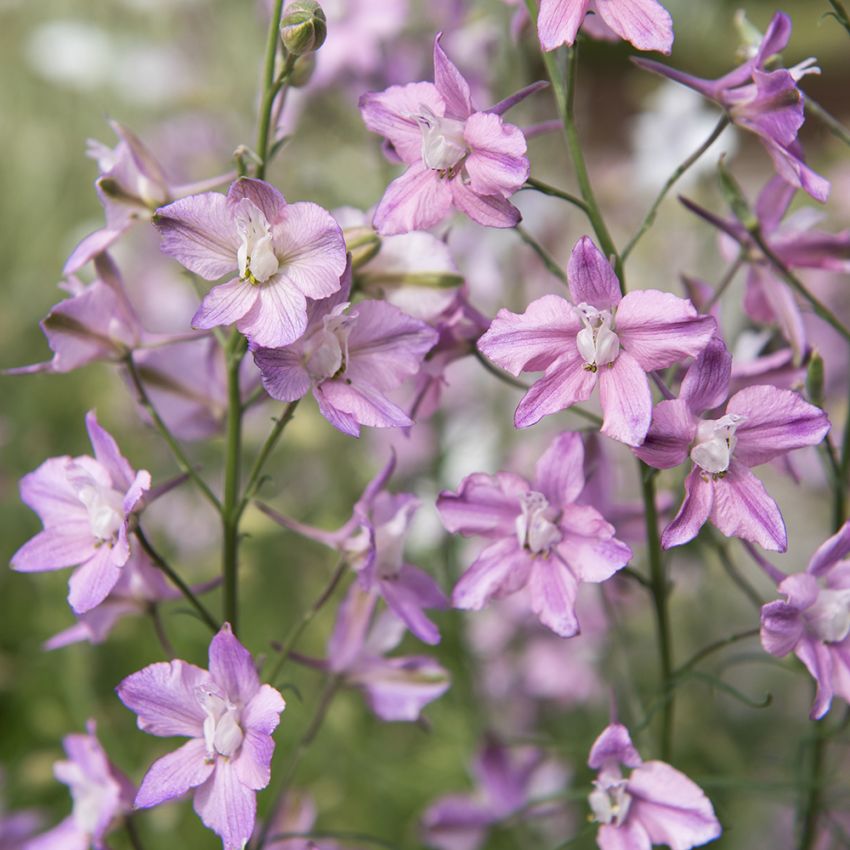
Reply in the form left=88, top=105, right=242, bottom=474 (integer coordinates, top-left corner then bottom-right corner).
left=597, top=819, right=652, bottom=850
left=449, top=180, right=522, bottom=229
left=515, top=351, right=597, bottom=429
left=538, top=0, right=591, bottom=51
left=760, top=599, right=805, bottom=658
left=11, top=526, right=97, bottom=572
left=452, top=538, right=532, bottom=610
left=63, top=226, right=129, bottom=276
left=233, top=730, right=274, bottom=791
left=22, top=816, right=89, bottom=850
left=328, top=585, right=377, bottom=673
left=598, top=351, right=652, bottom=447
left=209, top=623, right=260, bottom=705
left=226, top=177, right=287, bottom=224
left=433, top=34, right=473, bottom=118
left=679, top=336, right=731, bottom=415
left=238, top=281, right=308, bottom=348
left=253, top=347, right=311, bottom=402
left=373, top=163, right=454, bottom=236
left=135, top=739, right=213, bottom=808
left=557, top=505, right=631, bottom=582
left=192, top=279, right=258, bottom=332
left=85, top=411, right=134, bottom=491
left=463, top=113, right=528, bottom=197
left=595, top=0, right=674, bottom=53
left=314, top=380, right=413, bottom=435
left=437, top=472, right=528, bottom=538
left=379, top=565, right=447, bottom=645
left=534, top=431, right=586, bottom=507
left=19, top=457, right=86, bottom=524
left=632, top=399, right=697, bottom=469
left=567, top=236, right=621, bottom=310
left=661, top=467, right=713, bottom=549
left=528, top=558, right=580, bottom=637
left=350, top=656, right=450, bottom=721
left=241, top=684, right=287, bottom=736
left=711, top=462, right=787, bottom=552
left=796, top=637, right=835, bottom=719
left=588, top=724, right=643, bottom=769
left=808, top=522, right=850, bottom=578
left=193, top=761, right=256, bottom=850
left=68, top=546, right=124, bottom=614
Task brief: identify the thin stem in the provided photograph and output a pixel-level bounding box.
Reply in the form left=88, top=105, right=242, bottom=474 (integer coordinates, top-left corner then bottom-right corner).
left=515, top=225, right=568, bottom=284
left=135, top=527, right=219, bottom=632
left=124, top=815, right=147, bottom=850
left=149, top=604, right=176, bottom=658
left=804, top=95, right=850, bottom=148
left=523, top=177, right=589, bottom=213
left=639, top=463, right=674, bottom=759
left=799, top=715, right=827, bottom=850
left=124, top=355, right=221, bottom=512
left=237, top=401, right=300, bottom=519
left=622, top=115, right=729, bottom=262
left=265, top=557, right=347, bottom=684
left=674, top=629, right=761, bottom=678
left=839, top=370, right=850, bottom=525
left=704, top=250, right=745, bottom=312
left=820, top=438, right=845, bottom=532
left=710, top=538, right=764, bottom=610
left=256, top=0, right=288, bottom=179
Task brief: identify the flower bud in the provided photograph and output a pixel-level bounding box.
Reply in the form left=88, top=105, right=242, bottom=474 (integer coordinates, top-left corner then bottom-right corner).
left=806, top=350, right=825, bottom=408
left=289, top=53, right=317, bottom=88
left=344, top=226, right=381, bottom=269
left=280, top=1, right=327, bottom=56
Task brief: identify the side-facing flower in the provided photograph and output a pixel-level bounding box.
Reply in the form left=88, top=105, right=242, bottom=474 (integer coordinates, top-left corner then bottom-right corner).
left=23, top=721, right=134, bottom=850
left=117, top=623, right=286, bottom=850
left=360, top=34, right=533, bottom=235
left=635, top=336, right=830, bottom=551
left=253, top=264, right=439, bottom=437
left=478, top=236, right=715, bottom=445
left=154, top=177, right=346, bottom=348
left=587, top=723, right=721, bottom=850
left=636, top=12, right=828, bottom=201
left=761, top=522, right=850, bottom=719
left=537, top=0, right=673, bottom=54
left=11, top=411, right=151, bottom=614
left=437, top=431, right=631, bottom=637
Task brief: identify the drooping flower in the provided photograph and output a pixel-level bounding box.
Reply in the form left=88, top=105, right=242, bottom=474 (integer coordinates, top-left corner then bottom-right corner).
left=422, top=737, right=569, bottom=850
left=253, top=264, right=439, bottom=437
left=117, top=623, right=286, bottom=850
left=154, top=177, right=347, bottom=348
left=477, top=236, right=715, bottom=445
left=537, top=0, right=673, bottom=54
left=258, top=453, right=448, bottom=644
left=11, top=412, right=151, bottom=614
left=359, top=34, right=534, bottom=235
left=761, top=522, right=850, bottom=719
left=437, top=431, right=631, bottom=637
left=634, top=336, right=830, bottom=551
left=587, top=723, right=721, bottom=850
left=636, top=12, right=828, bottom=201
left=23, top=721, right=134, bottom=850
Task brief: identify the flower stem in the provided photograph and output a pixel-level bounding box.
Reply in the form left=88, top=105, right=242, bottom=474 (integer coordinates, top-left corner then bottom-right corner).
left=148, top=603, right=176, bottom=658
left=639, top=463, right=674, bottom=759
left=256, top=0, right=288, bottom=180
left=515, top=225, right=568, bottom=284
left=124, top=815, right=147, bottom=850
left=523, top=177, right=589, bottom=213
left=798, top=715, right=827, bottom=850
left=674, top=628, right=761, bottom=678
left=622, top=115, right=729, bottom=262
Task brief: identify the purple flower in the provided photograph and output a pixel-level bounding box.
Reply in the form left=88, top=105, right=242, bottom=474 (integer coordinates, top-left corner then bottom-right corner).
left=437, top=431, right=631, bottom=637
left=117, top=623, right=286, bottom=850
left=259, top=453, right=448, bottom=644
left=477, top=236, right=715, bottom=445
left=23, top=721, right=134, bottom=850
left=253, top=265, right=438, bottom=437
left=325, top=585, right=450, bottom=721
left=587, top=723, right=721, bottom=850
left=154, top=177, right=347, bottom=348
left=537, top=0, right=673, bottom=54
left=422, top=738, right=568, bottom=850
left=635, top=337, right=830, bottom=551
left=11, top=412, right=151, bottom=614
left=359, top=34, right=532, bottom=235
left=761, top=522, right=850, bottom=719
left=636, top=12, right=828, bottom=201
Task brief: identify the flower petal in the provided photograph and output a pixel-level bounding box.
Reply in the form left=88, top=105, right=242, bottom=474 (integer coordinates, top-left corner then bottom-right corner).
left=567, top=236, right=621, bottom=310
left=796, top=637, right=836, bottom=719
left=595, top=0, right=674, bottom=54
left=449, top=180, right=522, bottom=229
left=661, top=466, right=713, bottom=549
left=253, top=346, right=311, bottom=402
left=463, top=112, right=528, bottom=198
left=11, top=526, right=97, bottom=572
left=598, top=350, right=652, bottom=447
left=135, top=739, right=214, bottom=809
left=85, top=411, right=134, bottom=491
left=314, top=380, right=413, bottom=435
left=557, top=505, right=631, bottom=582
left=534, top=431, right=586, bottom=508
left=192, top=279, right=257, bottom=332
left=350, top=656, right=450, bottom=721
left=67, top=546, right=123, bottom=614
left=379, top=565, right=448, bottom=645
left=632, top=399, right=697, bottom=469
left=433, top=34, right=473, bottom=118
left=437, top=472, right=528, bottom=538
left=679, top=336, right=731, bottom=415
left=226, top=178, right=287, bottom=224
left=515, top=351, right=597, bottom=429
left=808, top=522, right=850, bottom=578
left=238, top=280, right=308, bottom=349
left=528, top=558, right=580, bottom=637
left=373, top=163, right=454, bottom=236
left=209, top=623, right=260, bottom=705
left=537, top=0, right=591, bottom=51
left=193, top=760, right=256, bottom=850
left=452, top=538, right=532, bottom=610
left=233, top=729, right=274, bottom=791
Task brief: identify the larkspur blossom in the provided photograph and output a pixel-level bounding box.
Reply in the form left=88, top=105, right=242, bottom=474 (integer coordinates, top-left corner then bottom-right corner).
left=587, top=723, right=721, bottom=850
left=437, top=431, right=631, bottom=636
left=636, top=12, right=828, bottom=201
left=537, top=0, right=673, bottom=54
left=154, top=177, right=347, bottom=348
left=635, top=336, right=830, bottom=551
left=761, top=521, right=850, bottom=719
left=477, top=236, right=715, bottom=445
left=11, top=411, right=151, bottom=614
left=23, top=722, right=134, bottom=850
left=359, top=34, right=534, bottom=235
left=253, top=263, right=439, bottom=436
left=117, top=623, right=286, bottom=850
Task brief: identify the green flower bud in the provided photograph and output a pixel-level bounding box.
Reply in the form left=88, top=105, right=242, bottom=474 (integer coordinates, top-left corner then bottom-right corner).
left=806, top=350, right=825, bottom=408
left=344, top=226, right=381, bottom=269
left=280, top=1, right=327, bottom=56
left=289, top=53, right=317, bottom=88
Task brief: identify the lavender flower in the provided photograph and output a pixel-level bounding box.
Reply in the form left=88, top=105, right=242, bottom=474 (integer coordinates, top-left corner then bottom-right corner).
left=11, top=412, right=151, bottom=614
left=478, top=236, right=715, bottom=445
left=437, top=431, right=631, bottom=636
left=117, top=623, right=286, bottom=850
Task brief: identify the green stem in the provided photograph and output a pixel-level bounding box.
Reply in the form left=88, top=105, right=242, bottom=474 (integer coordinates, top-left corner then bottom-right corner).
left=515, top=225, right=568, bottom=284
left=798, top=715, right=827, bottom=850
left=124, top=815, right=147, bottom=850
left=804, top=95, right=850, bottom=148
left=149, top=603, right=176, bottom=658
left=124, top=355, right=221, bottom=512
left=523, top=177, right=589, bottom=213
left=674, top=629, right=761, bottom=678
left=710, top=538, right=764, bottom=610
left=622, top=115, right=729, bottom=262
left=639, top=463, right=674, bottom=759
left=255, top=0, right=288, bottom=179
left=704, top=249, right=745, bottom=312
left=135, top=527, right=219, bottom=633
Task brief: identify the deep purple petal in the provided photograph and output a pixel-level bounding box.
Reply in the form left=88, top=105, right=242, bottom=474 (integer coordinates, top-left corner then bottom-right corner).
left=589, top=723, right=643, bottom=769
left=567, top=236, right=621, bottom=310
left=632, top=400, right=697, bottom=470
left=661, top=466, right=713, bottom=549
left=135, top=740, right=213, bottom=809
left=760, top=599, right=804, bottom=658
left=598, top=351, right=652, bottom=447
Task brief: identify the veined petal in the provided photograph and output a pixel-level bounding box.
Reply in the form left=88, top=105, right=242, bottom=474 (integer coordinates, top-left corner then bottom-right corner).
left=19, top=457, right=86, bottom=524
left=379, top=566, right=446, bottom=646
left=67, top=546, right=123, bottom=614
left=226, top=178, right=287, bottom=225
left=241, top=684, right=286, bottom=737
left=233, top=729, right=274, bottom=791
left=595, top=0, right=674, bottom=53
left=557, top=505, right=631, bottom=582
left=449, top=180, right=522, bottom=229
left=761, top=138, right=830, bottom=204
left=315, top=380, right=413, bottom=434
left=85, top=411, right=134, bottom=491
left=679, top=336, right=731, bottom=415
left=760, top=598, right=804, bottom=658
left=534, top=431, right=586, bottom=508
left=661, top=466, right=713, bottom=549
left=253, top=346, right=311, bottom=402
left=11, top=525, right=97, bottom=572
left=238, top=280, right=308, bottom=349
left=796, top=637, right=835, bottom=720
left=135, top=739, right=213, bottom=809
left=598, top=351, right=652, bottom=447
left=192, top=279, right=257, bottom=332
left=567, top=236, right=621, bottom=310
left=597, top=819, right=652, bottom=850
left=437, top=471, right=528, bottom=537
left=193, top=760, right=256, bottom=850
left=528, top=558, right=580, bottom=637
left=537, top=0, right=591, bottom=51
left=433, top=34, right=473, bottom=119
left=808, top=522, right=850, bottom=578
left=209, top=623, right=260, bottom=705
left=452, top=538, right=532, bottom=610
left=633, top=399, right=697, bottom=469
left=372, top=164, right=454, bottom=236
left=463, top=112, right=528, bottom=197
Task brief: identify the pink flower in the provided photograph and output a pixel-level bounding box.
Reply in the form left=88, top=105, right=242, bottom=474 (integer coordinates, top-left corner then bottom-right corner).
left=11, top=412, right=151, bottom=614
left=117, top=624, right=286, bottom=850
left=587, top=723, right=721, bottom=850
left=635, top=337, right=830, bottom=551
left=359, top=34, right=533, bottom=235
left=154, top=177, right=347, bottom=348
left=437, top=431, right=631, bottom=637
left=477, top=236, right=715, bottom=445
left=761, top=522, right=850, bottom=719
left=537, top=0, right=673, bottom=54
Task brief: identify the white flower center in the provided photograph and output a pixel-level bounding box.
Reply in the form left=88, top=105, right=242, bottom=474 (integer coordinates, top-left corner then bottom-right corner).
left=806, top=588, right=850, bottom=644
left=589, top=777, right=632, bottom=827
left=302, top=304, right=355, bottom=382
left=515, top=491, right=562, bottom=555
left=66, top=463, right=125, bottom=543
left=575, top=303, right=619, bottom=372
left=199, top=687, right=244, bottom=760
left=236, top=201, right=279, bottom=285
left=416, top=105, right=468, bottom=173
left=690, top=414, right=746, bottom=475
